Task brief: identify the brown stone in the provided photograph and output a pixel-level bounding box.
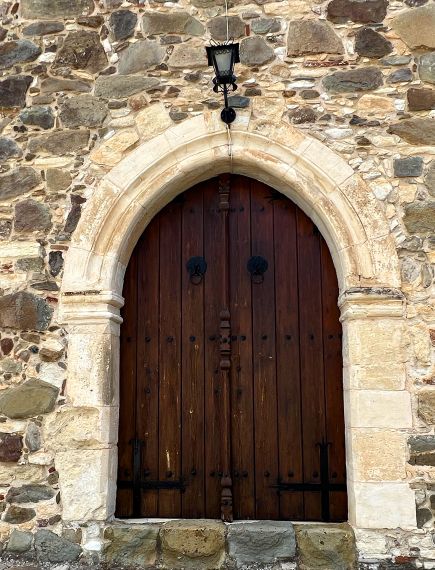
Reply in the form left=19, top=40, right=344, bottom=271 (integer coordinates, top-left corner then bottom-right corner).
left=104, top=526, right=158, bottom=567
left=21, top=0, right=94, bottom=19
left=403, top=200, right=435, bottom=234
left=388, top=118, right=435, bottom=145
left=54, top=31, right=107, bottom=73
left=391, top=4, right=435, bottom=49
left=46, top=168, right=72, bottom=192
left=407, top=87, right=435, bottom=111
left=14, top=199, right=52, bottom=233
left=0, top=292, right=53, bottom=331
left=327, top=0, right=388, bottom=23
left=1, top=338, right=14, bottom=355
left=27, top=130, right=90, bottom=155
left=4, top=505, right=36, bottom=524
left=0, top=378, right=58, bottom=419
left=240, top=36, right=275, bottom=66
left=0, top=75, right=33, bottom=108
left=418, top=391, right=435, bottom=424
left=294, top=524, right=356, bottom=570
left=143, top=11, right=204, bottom=36
left=0, top=167, right=41, bottom=200
left=208, top=15, right=245, bottom=40
left=0, top=433, right=23, bottom=462
left=287, top=20, right=344, bottom=56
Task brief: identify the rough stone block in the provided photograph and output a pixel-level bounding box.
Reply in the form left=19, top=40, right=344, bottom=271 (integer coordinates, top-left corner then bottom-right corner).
left=0, top=433, right=23, bottom=462
left=295, top=523, right=356, bottom=570
left=393, top=157, right=423, bottom=178
left=418, top=391, right=435, bottom=425
left=408, top=435, right=435, bottom=466
left=228, top=521, right=296, bottom=565
left=6, top=529, right=33, bottom=553
left=35, top=529, right=82, bottom=563
left=0, top=379, right=58, bottom=419
left=104, top=525, right=158, bottom=567
left=160, top=520, right=225, bottom=569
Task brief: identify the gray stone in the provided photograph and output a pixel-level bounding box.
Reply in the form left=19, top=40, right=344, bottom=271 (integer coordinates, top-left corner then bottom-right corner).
left=401, top=257, right=420, bottom=284
left=295, top=523, right=356, bottom=570
left=35, top=530, right=82, bottom=563
left=301, top=89, right=320, bottom=99
left=388, top=118, right=435, bottom=145
left=0, top=75, right=32, bottom=108
left=393, top=157, right=423, bottom=178
left=46, top=168, right=71, bottom=192
left=403, top=200, right=435, bottom=234
left=289, top=106, right=317, bottom=124
left=95, top=75, right=160, bottom=99
left=0, top=292, right=52, bottom=331
left=118, top=40, right=165, bottom=74
left=391, top=5, right=435, bottom=49
left=228, top=521, right=296, bottom=565
left=16, top=257, right=45, bottom=272
left=77, top=15, right=104, bottom=28
left=0, top=40, right=41, bottom=70
left=208, top=15, right=244, bottom=40
left=381, top=55, right=412, bottom=66
left=191, top=0, right=225, bottom=6
left=60, top=95, right=107, bottom=128
left=27, top=130, right=90, bottom=155
left=21, top=0, right=94, bottom=19
left=64, top=202, right=82, bottom=234
left=287, top=20, right=344, bottom=56
left=168, top=44, right=208, bottom=68
left=25, top=422, right=42, bottom=452
left=7, top=530, right=33, bottom=553
left=409, top=435, right=435, bottom=453
left=23, top=21, right=64, bottom=36
left=49, top=251, right=64, bottom=276
left=0, top=138, right=22, bottom=162
left=7, top=484, right=56, bottom=504
left=387, top=68, right=413, bottom=83
left=323, top=67, right=383, bottom=93
left=0, top=433, right=23, bottom=462
left=240, top=36, right=275, bottom=66
left=407, top=87, right=435, bottom=111
left=252, top=17, right=280, bottom=34
left=424, top=161, right=435, bottom=196
left=228, top=95, right=250, bottom=108
left=54, top=31, right=107, bottom=73
left=4, top=505, right=36, bottom=524
left=143, top=12, right=204, bottom=36
left=40, top=77, right=92, bottom=94
left=0, top=167, right=41, bottom=200
left=417, top=508, right=432, bottom=528
left=104, top=526, right=158, bottom=567
left=110, top=10, right=137, bottom=41
left=327, top=0, right=388, bottom=23
left=0, top=378, right=58, bottom=419
left=355, top=27, right=392, bottom=58
left=15, top=199, right=52, bottom=233
left=419, top=52, right=435, bottom=85
left=19, top=106, right=55, bottom=130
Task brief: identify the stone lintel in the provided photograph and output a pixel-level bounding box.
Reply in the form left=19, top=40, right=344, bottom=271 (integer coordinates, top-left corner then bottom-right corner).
left=339, top=287, right=404, bottom=321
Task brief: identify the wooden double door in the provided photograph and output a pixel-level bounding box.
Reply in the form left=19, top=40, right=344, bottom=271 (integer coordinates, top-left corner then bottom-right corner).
left=116, top=175, right=347, bottom=522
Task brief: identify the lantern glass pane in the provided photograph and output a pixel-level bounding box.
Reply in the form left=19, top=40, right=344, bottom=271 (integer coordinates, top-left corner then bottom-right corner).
left=214, top=48, right=233, bottom=79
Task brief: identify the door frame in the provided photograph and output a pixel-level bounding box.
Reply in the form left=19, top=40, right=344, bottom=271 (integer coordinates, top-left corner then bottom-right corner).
left=59, top=114, right=415, bottom=535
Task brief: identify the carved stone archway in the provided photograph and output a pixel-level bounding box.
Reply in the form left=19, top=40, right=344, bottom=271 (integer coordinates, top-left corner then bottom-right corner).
left=58, top=112, right=415, bottom=539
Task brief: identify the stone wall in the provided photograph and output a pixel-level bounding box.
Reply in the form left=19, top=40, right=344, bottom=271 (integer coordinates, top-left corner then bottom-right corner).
left=0, top=0, right=434, bottom=567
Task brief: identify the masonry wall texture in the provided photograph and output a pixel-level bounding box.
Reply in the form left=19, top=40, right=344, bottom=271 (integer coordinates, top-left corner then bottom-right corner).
left=0, top=0, right=434, bottom=568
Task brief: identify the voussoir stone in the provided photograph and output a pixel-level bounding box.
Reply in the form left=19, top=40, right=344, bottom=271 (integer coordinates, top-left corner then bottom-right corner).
left=240, top=36, right=275, bottom=66
left=0, top=378, right=58, bottom=419
left=35, top=530, right=82, bottom=563
left=23, top=21, right=64, bottom=36
left=355, top=27, right=392, bottom=58
left=161, top=520, right=225, bottom=569
left=118, top=40, right=165, bottom=74
left=95, top=75, right=160, bottom=99
left=54, top=31, right=107, bottom=73
left=391, top=5, right=435, bottom=49
left=0, top=292, right=52, bottom=331
left=0, top=433, right=23, bottom=462
left=0, top=75, right=32, bottom=108
left=14, top=199, right=52, bottom=233
left=0, top=40, right=41, bottom=70
left=228, top=521, right=296, bottom=565
left=403, top=200, right=435, bottom=234
left=388, top=118, right=435, bottom=145
left=323, top=67, right=383, bottom=93
left=21, top=0, right=94, bottom=19
left=419, top=52, right=435, bottom=85
left=104, top=526, right=158, bottom=567
left=19, top=106, right=55, bottom=129
left=110, top=10, right=137, bottom=41
left=208, top=15, right=244, bottom=40
left=60, top=95, right=107, bottom=128
left=40, top=77, right=92, bottom=94
left=0, top=137, right=22, bottom=162
left=143, top=11, right=205, bottom=36
left=168, top=44, right=208, bottom=68
left=27, top=130, right=90, bottom=155
left=295, top=523, right=356, bottom=570
left=0, top=167, right=41, bottom=200
left=287, top=20, right=343, bottom=56
left=327, top=0, right=388, bottom=23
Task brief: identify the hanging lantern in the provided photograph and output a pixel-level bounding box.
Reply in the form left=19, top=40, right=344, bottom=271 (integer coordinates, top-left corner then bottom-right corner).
left=206, top=43, right=240, bottom=125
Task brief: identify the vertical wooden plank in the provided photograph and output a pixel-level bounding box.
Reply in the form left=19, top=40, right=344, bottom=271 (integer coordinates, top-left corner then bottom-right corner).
left=181, top=186, right=206, bottom=518
left=273, top=196, right=304, bottom=520
left=229, top=175, right=255, bottom=520
left=136, top=222, right=160, bottom=517
left=204, top=178, right=225, bottom=519
left=250, top=180, right=279, bottom=520
left=116, top=248, right=138, bottom=517
left=320, top=238, right=347, bottom=522
left=297, top=211, right=326, bottom=521
left=158, top=201, right=182, bottom=517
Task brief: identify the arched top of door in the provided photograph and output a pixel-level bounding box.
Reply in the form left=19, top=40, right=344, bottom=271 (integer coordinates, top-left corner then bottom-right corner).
left=60, top=111, right=400, bottom=318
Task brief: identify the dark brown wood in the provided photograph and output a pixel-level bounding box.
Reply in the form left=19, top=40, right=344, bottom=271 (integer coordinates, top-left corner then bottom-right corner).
left=116, top=174, right=346, bottom=522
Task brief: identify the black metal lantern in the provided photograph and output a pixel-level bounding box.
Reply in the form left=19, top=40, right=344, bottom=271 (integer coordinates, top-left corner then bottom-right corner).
left=206, top=43, right=240, bottom=125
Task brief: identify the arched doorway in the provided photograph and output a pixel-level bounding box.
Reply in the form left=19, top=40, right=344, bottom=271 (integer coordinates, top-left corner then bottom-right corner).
left=116, top=174, right=346, bottom=522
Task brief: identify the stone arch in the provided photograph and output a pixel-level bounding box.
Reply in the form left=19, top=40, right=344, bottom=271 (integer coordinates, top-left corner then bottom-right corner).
left=58, top=112, right=415, bottom=533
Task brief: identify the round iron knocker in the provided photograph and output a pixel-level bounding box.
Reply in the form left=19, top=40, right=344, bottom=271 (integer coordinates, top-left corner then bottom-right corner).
left=186, top=256, right=207, bottom=285
left=247, top=256, right=268, bottom=284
